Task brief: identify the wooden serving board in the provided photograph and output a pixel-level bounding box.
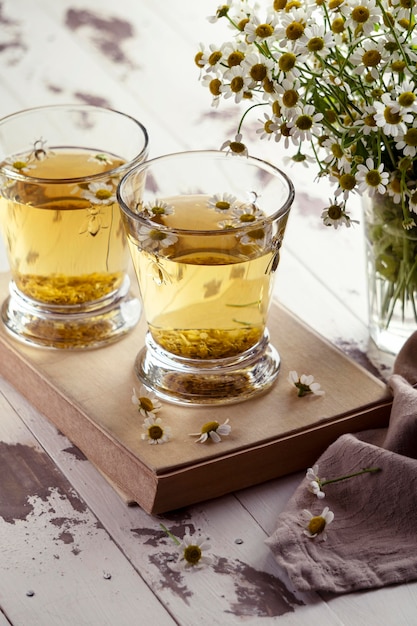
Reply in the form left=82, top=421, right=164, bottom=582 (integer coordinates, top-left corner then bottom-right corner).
left=0, top=272, right=392, bottom=514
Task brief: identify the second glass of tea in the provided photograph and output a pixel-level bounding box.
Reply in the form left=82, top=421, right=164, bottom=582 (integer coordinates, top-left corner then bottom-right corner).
left=0, top=104, right=149, bottom=348
left=117, top=150, right=294, bottom=405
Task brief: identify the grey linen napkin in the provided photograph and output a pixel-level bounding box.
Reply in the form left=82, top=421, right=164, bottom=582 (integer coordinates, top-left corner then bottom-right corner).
left=265, top=332, right=417, bottom=594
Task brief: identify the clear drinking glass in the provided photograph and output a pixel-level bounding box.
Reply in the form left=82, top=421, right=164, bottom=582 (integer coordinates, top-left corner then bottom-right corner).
left=117, top=150, right=294, bottom=405
left=0, top=104, right=149, bottom=348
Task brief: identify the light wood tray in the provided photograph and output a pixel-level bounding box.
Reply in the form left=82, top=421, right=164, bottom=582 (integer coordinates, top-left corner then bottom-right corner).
left=0, top=273, right=392, bottom=514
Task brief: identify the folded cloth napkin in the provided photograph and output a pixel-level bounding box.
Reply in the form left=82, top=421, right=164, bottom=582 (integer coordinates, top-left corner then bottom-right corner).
left=265, top=332, right=417, bottom=594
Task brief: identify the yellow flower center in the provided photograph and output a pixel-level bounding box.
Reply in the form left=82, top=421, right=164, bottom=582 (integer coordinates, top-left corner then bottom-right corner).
left=283, top=89, right=299, bottom=107
left=148, top=424, right=163, bottom=440
left=12, top=160, right=28, bottom=170
left=263, top=77, right=275, bottom=93
left=308, top=36, right=324, bottom=52
left=274, top=0, right=287, bottom=9
left=331, top=17, right=345, bottom=33
left=255, top=23, right=274, bottom=38
left=95, top=189, right=112, bottom=200
left=194, top=51, right=204, bottom=67
left=229, top=141, right=247, bottom=154
left=325, top=109, right=338, bottom=123
left=278, top=52, right=296, bottom=72
left=183, top=545, right=202, bottom=565
left=272, top=100, right=282, bottom=116
left=240, top=213, right=256, bottom=222
left=250, top=63, right=267, bottom=81
left=230, top=76, right=244, bottom=92
left=391, top=60, right=406, bottom=73
left=366, top=170, right=382, bottom=187
left=149, top=229, right=168, bottom=242
left=364, top=113, right=377, bottom=128
left=286, top=21, right=305, bottom=40
left=208, top=50, right=222, bottom=66
left=339, top=173, right=356, bottom=190
left=264, top=119, right=275, bottom=134
left=308, top=515, right=326, bottom=535
left=151, top=206, right=166, bottom=215
left=331, top=143, right=344, bottom=158
left=296, top=114, right=313, bottom=131
left=280, top=122, right=292, bottom=137
left=209, top=78, right=222, bottom=96
left=286, top=0, right=302, bottom=10
left=329, top=0, right=343, bottom=8
left=228, top=51, right=245, bottom=67
left=201, top=420, right=220, bottom=434
left=384, top=106, right=402, bottom=125
left=398, top=92, right=415, bottom=108
left=215, top=201, right=230, bottom=211
left=237, top=18, right=249, bottom=31
left=140, top=396, right=155, bottom=412
left=328, top=204, right=343, bottom=220
left=404, top=128, right=417, bottom=147
left=247, top=228, right=265, bottom=241
left=362, top=49, right=381, bottom=67
left=351, top=6, right=370, bottom=22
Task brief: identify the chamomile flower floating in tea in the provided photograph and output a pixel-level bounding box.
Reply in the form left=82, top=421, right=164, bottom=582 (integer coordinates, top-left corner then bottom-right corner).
left=0, top=104, right=148, bottom=349
left=117, top=150, right=294, bottom=404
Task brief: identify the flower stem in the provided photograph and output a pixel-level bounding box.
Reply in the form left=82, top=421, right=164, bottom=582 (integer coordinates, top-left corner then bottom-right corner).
left=321, top=467, right=381, bottom=487
left=160, top=523, right=181, bottom=545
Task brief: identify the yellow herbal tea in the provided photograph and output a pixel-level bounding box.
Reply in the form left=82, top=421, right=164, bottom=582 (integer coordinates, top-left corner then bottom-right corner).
left=127, top=194, right=278, bottom=360
left=0, top=148, right=127, bottom=306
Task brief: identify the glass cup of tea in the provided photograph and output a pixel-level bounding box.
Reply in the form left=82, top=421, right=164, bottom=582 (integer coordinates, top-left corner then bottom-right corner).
left=0, top=104, right=149, bottom=349
left=117, top=150, right=294, bottom=405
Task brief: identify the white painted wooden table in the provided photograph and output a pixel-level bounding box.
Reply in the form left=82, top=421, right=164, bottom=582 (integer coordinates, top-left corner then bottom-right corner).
left=0, top=1, right=416, bottom=624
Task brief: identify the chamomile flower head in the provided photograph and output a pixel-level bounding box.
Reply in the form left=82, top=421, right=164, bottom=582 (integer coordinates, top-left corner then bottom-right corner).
left=303, top=506, right=334, bottom=539
left=288, top=370, right=325, bottom=396
left=176, top=528, right=213, bottom=569
left=306, top=465, right=326, bottom=499
left=374, top=93, right=413, bottom=137
left=208, top=192, right=237, bottom=213
left=5, top=156, right=35, bottom=174
left=244, top=13, right=279, bottom=44
left=221, top=65, right=255, bottom=103
left=132, top=385, right=162, bottom=417
left=141, top=415, right=172, bottom=445
left=288, top=105, right=323, bottom=143
left=190, top=419, right=231, bottom=443
left=220, top=133, right=249, bottom=156
left=82, top=182, right=116, bottom=205
left=395, top=119, right=417, bottom=158
left=321, top=199, right=358, bottom=229
left=341, top=0, right=382, bottom=36
left=356, top=158, right=390, bottom=196
left=142, top=199, right=175, bottom=219
left=136, top=225, right=178, bottom=253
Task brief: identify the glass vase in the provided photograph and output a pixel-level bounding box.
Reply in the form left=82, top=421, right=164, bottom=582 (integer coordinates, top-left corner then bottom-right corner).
left=363, top=191, right=417, bottom=354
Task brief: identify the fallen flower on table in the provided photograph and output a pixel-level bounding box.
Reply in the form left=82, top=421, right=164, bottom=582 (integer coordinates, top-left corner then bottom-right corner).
left=303, top=506, right=334, bottom=541
left=306, top=463, right=382, bottom=499
left=190, top=419, right=231, bottom=443
left=141, top=415, right=172, bottom=445
left=160, top=524, right=213, bottom=570
left=132, top=384, right=162, bottom=417
left=288, top=371, right=325, bottom=397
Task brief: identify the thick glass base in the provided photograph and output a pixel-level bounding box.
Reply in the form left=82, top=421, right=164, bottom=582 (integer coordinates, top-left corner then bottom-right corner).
left=1, top=277, right=141, bottom=349
left=134, top=330, right=280, bottom=406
